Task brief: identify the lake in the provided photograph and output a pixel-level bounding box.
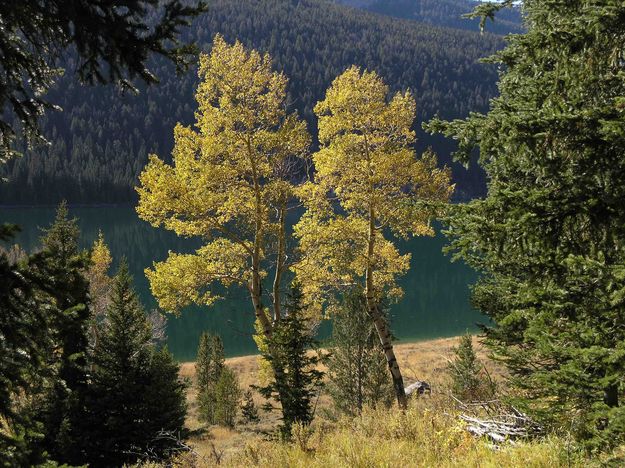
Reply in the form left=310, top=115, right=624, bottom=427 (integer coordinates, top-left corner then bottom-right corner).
left=0, top=205, right=484, bottom=361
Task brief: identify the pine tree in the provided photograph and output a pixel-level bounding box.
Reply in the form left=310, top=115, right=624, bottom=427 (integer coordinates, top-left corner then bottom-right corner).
left=143, top=347, right=188, bottom=458
left=327, top=288, right=394, bottom=416
left=0, top=240, right=53, bottom=466
left=241, top=389, right=260, bottom=423
left=33, top=201, right=91, bottom=463
left=209, top=334, right=225, bottom=386
left=39, top=201, right=80, bottom=263
left=258, top=284, right=324, bottom=438
left=196, top=332, right=213, bottom=393
left=84, top=260, right=187, bottom=466
left=213, top=367, right=241, bottom=428
left=196, top=332, right=226, bottom=424
left=447, top=334, right=495, bottom=403
left=428, top=0, right=625, bottom=450
left=0, top=0, right=206, bottom=158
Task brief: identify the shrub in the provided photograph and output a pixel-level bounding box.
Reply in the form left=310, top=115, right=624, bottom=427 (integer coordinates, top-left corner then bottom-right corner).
left=242, top=389, right=260, bottom=423
left=214, top=367, right=241, bottom=427
left=327, top=288, right=394, bottom=416
left=447, top=333, right=496, bottom=402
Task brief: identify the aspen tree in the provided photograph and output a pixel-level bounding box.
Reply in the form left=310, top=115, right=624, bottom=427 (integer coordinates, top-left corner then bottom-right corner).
left=295, top=67, right=453, bottom=408
left=136, top=35, right=309, bottom=341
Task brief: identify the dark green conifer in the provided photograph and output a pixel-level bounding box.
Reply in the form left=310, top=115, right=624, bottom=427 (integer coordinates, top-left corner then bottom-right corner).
left=213, top=367, right=241, bottom=428
left=196, top=332, right=226, bottom=424
left=84, top=260, right=186, bottom=466
left=447, top=334, right=495, bottom=402
left=34, top=201, right=91, bottom=463
left=143, top=347, right=188, bottom=458
left=241, top=389, right=260, bottom=423
left=327, top=288, right=393, bottom=416
left=0, top=0, right=206, bottom=157
left=209, top=334, right=225, bottom=385
left=428, top=0, right=625, bottom=450
left=0, top=239, right=52, bottom=466
left=196, top=332, right=213, bottom=393
left=258, top=283, right=324, bottom=438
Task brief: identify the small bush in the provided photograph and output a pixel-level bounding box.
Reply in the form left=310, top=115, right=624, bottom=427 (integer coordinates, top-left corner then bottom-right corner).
left=447, top=333, right=496, bottom=402
left=242, top=389, right=260, bottom=423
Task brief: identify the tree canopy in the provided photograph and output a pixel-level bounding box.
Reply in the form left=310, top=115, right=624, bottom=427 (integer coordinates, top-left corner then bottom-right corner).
left=136, top=34, right=309, bottom=337
left=295, top=66, right=453, bottom=408
left=428, top=0, right=625, bottom=450
left=0, top=0, right=206, bottom=160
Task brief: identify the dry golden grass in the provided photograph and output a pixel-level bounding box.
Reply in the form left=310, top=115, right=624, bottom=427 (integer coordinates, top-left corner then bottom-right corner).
left=174, top=336, right=512, bottom=466
left=138, top=336, right=620, bottom=467
left=165, top=398, right=591, bottom=468
left=394, top=336, right=505, bottom=388
left=227, top=400, right=589, bottom=468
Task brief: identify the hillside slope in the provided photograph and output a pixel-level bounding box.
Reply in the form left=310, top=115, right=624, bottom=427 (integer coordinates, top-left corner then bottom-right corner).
left=338, top=0, right=523, bottom=34
left=1, top=0, right=504, bottom=204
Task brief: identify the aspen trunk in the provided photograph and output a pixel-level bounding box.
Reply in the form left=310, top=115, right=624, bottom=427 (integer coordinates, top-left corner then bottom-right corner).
left=251, top=217, right=271, bottom=337
left=249, top=239, right=290, bottom=411
left=272, top=202, right=286, bottom=322
left=250, top=235, right=271, bottom=339
left=249, top=135, right=272, bottom=337
left=368, top=296, right=408, bottom=409
left=250, top=276, right=271, bottom=337
left=366, top=206, right=408, bottom=410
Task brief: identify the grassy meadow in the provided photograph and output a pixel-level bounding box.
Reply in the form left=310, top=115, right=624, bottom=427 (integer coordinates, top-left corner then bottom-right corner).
left=141, top=337, right=623, bottom=467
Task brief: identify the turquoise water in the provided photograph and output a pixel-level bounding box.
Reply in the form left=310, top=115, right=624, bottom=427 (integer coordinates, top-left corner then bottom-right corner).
left=0, top=206, right=483, bottom=360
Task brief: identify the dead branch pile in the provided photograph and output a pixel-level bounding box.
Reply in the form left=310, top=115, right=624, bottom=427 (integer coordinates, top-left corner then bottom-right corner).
left=453, top=397, right=542, bottom=446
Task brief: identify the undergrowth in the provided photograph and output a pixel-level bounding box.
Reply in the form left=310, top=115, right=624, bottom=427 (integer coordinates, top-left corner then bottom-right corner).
left=148, top=395, right=595, bottom=467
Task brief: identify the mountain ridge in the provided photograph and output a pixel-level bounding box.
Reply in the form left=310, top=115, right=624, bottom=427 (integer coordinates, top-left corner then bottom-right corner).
left=336, top=0, right=522, bottom=34
left=1, top=0, right=507, bottom=204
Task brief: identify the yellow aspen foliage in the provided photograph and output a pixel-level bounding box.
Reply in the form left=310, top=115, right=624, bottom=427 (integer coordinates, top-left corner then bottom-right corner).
left=295, top=66, right=453, bottom=311
left=86, top=231, right=113, bottom=343
left=136, top=35, right=309, bottom=336
left=252, top=318, right=273, bottom=387
left=89, top=230, right=112, bottom=280
left=294, top=66, right=454, bottom=407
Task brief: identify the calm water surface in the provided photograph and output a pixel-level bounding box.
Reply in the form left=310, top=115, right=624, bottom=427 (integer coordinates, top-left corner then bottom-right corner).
left=0, top=206, right=484, bottom=360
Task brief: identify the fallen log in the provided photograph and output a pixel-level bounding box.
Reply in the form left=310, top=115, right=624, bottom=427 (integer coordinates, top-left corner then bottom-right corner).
left=404, top=380, right=431, bottom=396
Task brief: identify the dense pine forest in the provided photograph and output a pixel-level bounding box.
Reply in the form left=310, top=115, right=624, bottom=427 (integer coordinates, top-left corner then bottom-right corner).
left=337, top=0, right=523, bottom=34
left=0, top=0, right=511, bottom=204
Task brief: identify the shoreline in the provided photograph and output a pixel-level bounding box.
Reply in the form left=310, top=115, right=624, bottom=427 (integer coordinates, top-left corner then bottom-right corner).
left=179, top=335, right=485, bottom=381
left=180, top=334, right=478, bottom=364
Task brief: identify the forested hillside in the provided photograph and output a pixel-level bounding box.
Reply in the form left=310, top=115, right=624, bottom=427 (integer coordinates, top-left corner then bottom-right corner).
left=0, top=0, right=505, bottom=204
left=337, top=0, right=523, bottom=34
